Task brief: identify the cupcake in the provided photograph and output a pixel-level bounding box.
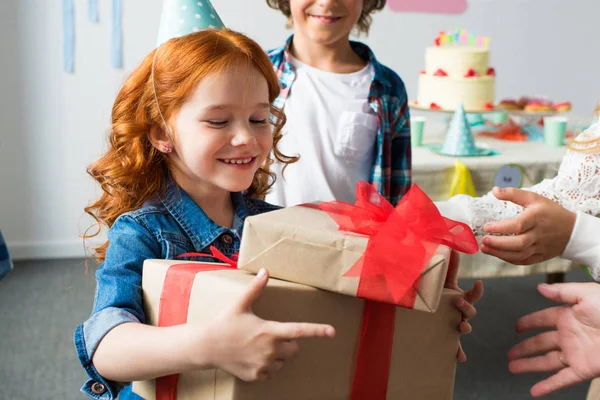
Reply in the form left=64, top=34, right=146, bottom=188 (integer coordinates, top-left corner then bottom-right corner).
left=553, top=102, right=572, bottom=112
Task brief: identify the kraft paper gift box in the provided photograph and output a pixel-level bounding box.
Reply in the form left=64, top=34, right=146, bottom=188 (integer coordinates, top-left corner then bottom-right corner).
left=132, top=258, right=462, bottom=400
left=238, top=182, right=478, bottom=313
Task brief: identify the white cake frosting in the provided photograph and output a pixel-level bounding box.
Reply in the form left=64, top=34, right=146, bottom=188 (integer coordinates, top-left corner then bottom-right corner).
left=417, top=45, right=496, bottom=111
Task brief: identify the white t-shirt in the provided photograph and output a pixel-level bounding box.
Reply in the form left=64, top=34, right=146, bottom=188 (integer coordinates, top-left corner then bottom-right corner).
left=265, top=55, right=377, bottom=207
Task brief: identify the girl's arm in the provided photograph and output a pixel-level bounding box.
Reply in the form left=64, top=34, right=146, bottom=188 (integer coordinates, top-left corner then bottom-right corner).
left=93, top=269, right=335, bottom=383
left=92, top=322, right=211, bottom=382
left=76, top=216, right=334, bottom=394
left=75, top=214, right=164, bottom=397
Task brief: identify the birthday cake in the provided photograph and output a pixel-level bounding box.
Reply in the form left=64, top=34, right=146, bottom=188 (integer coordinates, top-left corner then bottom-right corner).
left=416, top=31, right=496, bottom=112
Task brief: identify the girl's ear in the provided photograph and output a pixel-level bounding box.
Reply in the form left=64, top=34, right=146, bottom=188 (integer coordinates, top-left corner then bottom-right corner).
left=149, top=125, right=173, bottom=153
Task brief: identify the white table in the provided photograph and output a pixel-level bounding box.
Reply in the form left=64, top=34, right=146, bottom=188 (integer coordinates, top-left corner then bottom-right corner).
left=412, top=119, right=585, bottom=279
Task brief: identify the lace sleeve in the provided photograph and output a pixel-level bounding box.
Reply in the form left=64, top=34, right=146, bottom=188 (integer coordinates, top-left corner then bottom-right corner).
left=438, top=123, right=600, bottom=238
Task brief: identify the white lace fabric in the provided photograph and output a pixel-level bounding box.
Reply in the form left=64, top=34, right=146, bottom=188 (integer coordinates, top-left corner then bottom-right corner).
left=438, top=123, right=600, bottom=279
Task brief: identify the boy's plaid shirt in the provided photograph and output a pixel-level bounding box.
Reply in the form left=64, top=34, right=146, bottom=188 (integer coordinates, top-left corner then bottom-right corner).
left=268, top=36, right=412, bottom=206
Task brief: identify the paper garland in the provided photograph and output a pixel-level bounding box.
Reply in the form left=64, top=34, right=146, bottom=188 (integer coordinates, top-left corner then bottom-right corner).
left=62, top=0, right=124, bottom=73
left=89, top=0, right=99, bottom=22
left=62, top=0, right=75, bottom=73
left=111, top=0, right=123, bottom=69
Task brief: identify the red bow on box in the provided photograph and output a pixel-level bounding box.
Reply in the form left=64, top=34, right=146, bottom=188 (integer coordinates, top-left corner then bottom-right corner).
left=307, top=183, right=478, bottom=399
left=310, top=182, right=478, bottom=307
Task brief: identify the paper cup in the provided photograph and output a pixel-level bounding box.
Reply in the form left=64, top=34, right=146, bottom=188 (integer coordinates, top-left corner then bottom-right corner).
left=543, top=116, right=567, bottom=147
left=411, top=117, right=426, bottom=147
left=489, top=111, right=509, bottom=125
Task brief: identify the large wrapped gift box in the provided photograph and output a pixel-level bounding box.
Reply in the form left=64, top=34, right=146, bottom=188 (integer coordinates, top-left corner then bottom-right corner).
left=132, top=259, right=461, bottom=400
left=238, top=183, right=478, bottom=312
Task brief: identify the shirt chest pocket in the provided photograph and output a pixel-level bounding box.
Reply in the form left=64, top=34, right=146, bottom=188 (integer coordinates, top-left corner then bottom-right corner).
left=334, top=111, right=378, bottom=162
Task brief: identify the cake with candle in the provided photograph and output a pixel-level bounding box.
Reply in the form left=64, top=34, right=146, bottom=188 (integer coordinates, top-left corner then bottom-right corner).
left=415, top=30, right=496, bottom=112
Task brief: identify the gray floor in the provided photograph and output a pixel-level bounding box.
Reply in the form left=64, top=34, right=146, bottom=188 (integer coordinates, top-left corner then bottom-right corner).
left=0, top=259, right=594, bottom=400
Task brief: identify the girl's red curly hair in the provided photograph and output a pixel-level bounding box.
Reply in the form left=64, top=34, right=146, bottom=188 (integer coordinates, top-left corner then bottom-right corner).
left=84, top=29, right=294, bottom=262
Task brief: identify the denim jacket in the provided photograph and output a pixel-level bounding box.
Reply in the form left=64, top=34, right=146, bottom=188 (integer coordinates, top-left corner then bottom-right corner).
left=74, top=181, right=279, bottom=399
left=0, top=230, right=12, bottom=281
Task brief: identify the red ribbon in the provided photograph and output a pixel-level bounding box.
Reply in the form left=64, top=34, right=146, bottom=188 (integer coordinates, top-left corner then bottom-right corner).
left=178, top=246, right=239, bottom=267
left=308, top=182, right=478, bottom=307
left=351, top=300, right=397, bottom=400
left=155, top=247, right=238, bottom=400
left=308, top=182, right=478, bottom=399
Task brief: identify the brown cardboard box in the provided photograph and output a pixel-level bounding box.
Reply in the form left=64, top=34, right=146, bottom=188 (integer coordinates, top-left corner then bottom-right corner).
left=238, top=203, right=451, bottom=313
left=132, top=259, right=461, bottom=400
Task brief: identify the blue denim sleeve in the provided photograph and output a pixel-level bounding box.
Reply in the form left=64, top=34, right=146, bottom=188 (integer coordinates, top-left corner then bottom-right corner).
left=0, top=230, right=13, bottom=281
left=74, top=215, right=161, bottom=399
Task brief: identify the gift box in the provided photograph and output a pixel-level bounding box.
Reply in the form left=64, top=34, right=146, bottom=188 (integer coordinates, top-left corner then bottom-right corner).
left=132, top=258, right=462, bottom=400
left=238, top=183, right=478, bottom=312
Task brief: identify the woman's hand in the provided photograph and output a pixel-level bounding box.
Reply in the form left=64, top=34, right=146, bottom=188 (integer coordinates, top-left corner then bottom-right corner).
left=508, top=283, right=600, bottom=397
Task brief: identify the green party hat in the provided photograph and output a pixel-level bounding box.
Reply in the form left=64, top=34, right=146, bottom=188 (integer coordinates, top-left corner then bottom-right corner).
left=157, top=0, right=225, bottom=46
left=441, top=103, right=478, bottom=156
left=429, top=103, right=496, bottom=157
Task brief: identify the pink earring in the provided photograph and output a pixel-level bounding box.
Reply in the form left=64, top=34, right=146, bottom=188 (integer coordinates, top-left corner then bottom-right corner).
left=162, top=144, right=172, bottom=154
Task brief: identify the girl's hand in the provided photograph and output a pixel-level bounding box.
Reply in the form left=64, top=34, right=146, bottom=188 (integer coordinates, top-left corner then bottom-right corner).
left=199, top=269, right=336, bottom=382
left=444, top=251, right=484, bottom=362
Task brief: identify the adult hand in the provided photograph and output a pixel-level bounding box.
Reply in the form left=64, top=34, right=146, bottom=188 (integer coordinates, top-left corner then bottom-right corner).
left=508, top=282, right=600, bottom=397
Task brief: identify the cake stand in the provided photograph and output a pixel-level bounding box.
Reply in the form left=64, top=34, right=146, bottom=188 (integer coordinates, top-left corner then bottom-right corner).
left=409, top=102, right=504, bottom=131
left=503, top=109, right=560, bottom=123
left=502, top=109, right=564, bottom=142
left=409, top=102, right=501, bottom=115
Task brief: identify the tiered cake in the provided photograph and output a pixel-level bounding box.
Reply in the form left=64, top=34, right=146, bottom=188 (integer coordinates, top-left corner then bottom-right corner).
left=416, top=31, right=496, bottom=112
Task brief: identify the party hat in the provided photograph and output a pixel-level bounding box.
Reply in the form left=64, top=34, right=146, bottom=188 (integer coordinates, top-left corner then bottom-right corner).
left=157, top=0, right=225, bottom=46
left=429, top=103, right=495, bottom=157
